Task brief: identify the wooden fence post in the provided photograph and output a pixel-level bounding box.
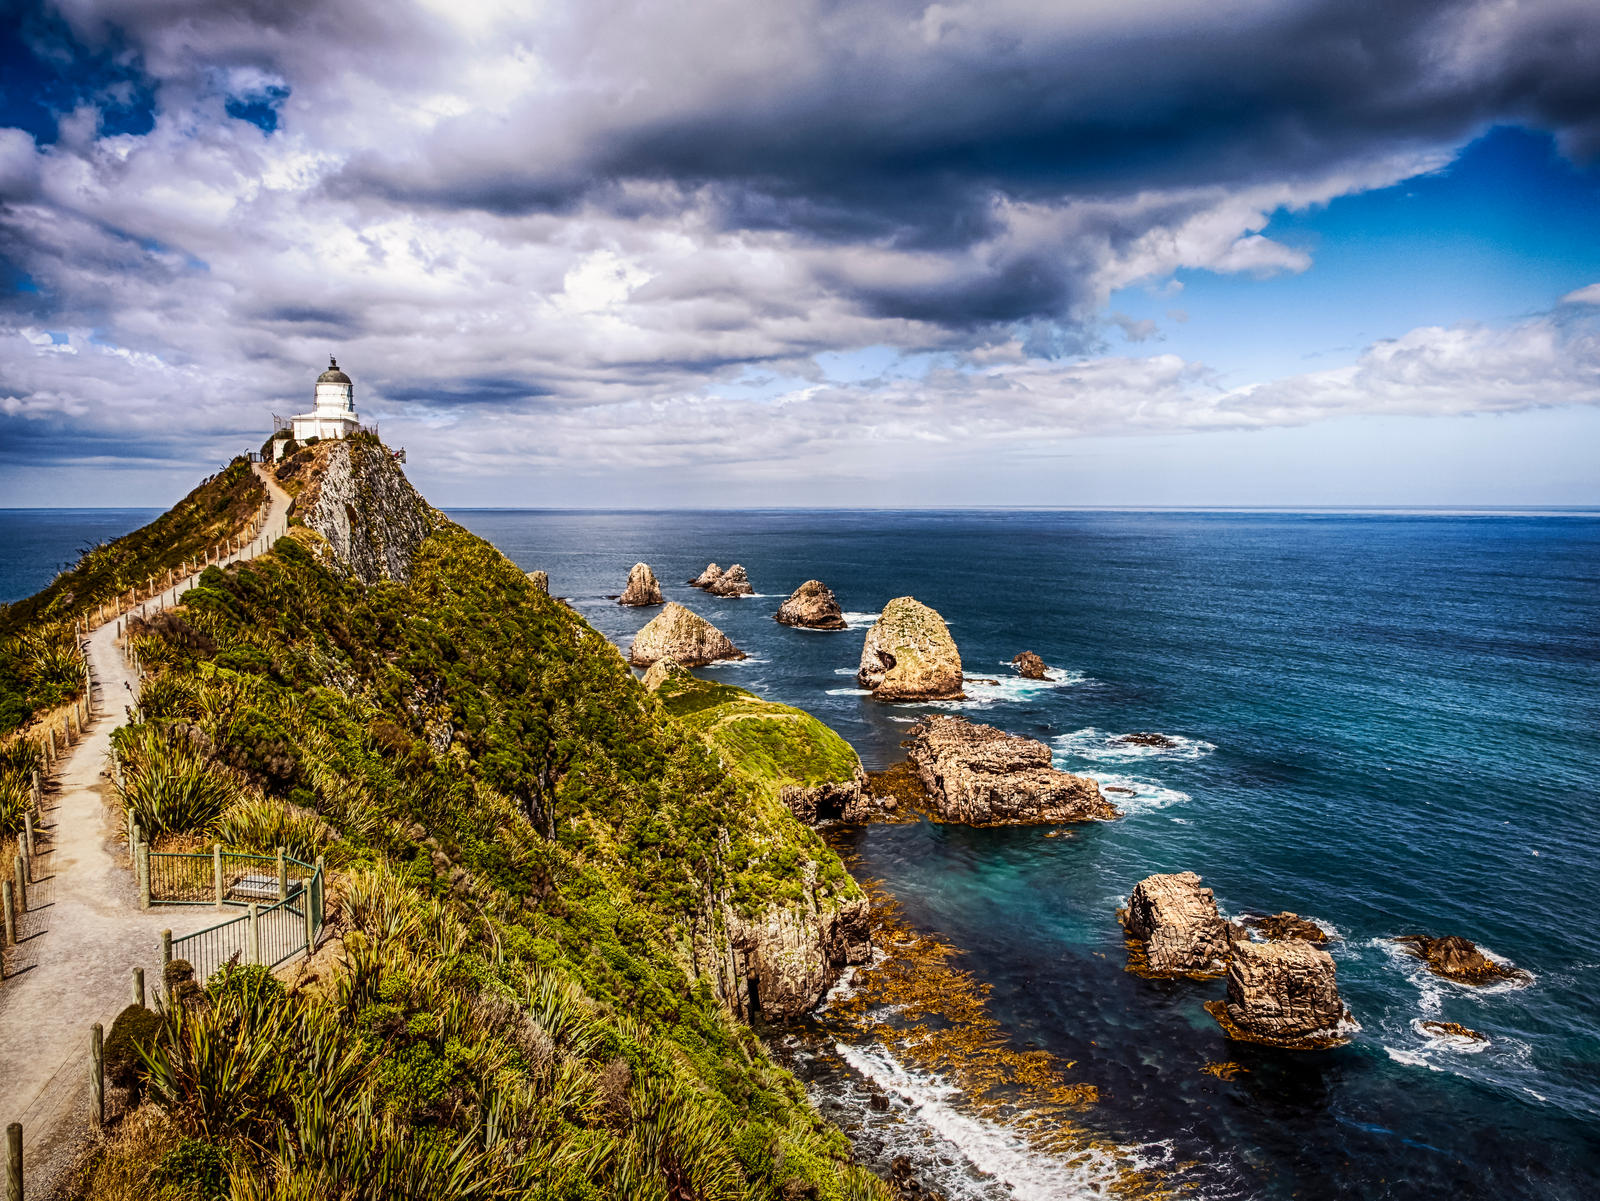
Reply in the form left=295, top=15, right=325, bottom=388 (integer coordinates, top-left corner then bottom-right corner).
left=7, top=1120, right=21, bottom=1201
left=90, top=1023, right=104, bottom=1130
left=276, top=847, right=287, bottom=902
left=314, top=856, right=326, bottom=929
left=2, top=881, right=15, bottom=948
left=137, top=842, right=151, bottom=910
left=21, top=815, right=32, bottom=864
left=249, top=904, right=261, bottom=965
left=132, top=966, right=145, bottom=1008
left=12, top=855, right=25, bottom=913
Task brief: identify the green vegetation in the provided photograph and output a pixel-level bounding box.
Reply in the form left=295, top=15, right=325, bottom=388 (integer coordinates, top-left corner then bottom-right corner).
left=0, top=459, right=265, bottom=735
left=655, top=673, right=862, bottom=804
left=0, top=737, right=41, bottom=837
left=70, top=458, right=883, bottom=1200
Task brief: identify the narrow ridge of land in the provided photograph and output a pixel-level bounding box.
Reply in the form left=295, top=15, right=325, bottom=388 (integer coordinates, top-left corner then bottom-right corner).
left=0, top=463, right=292, bottom=1196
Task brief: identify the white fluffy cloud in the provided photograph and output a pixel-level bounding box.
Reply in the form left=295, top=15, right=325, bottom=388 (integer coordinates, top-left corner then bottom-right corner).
left=2, top=0, right=1599, bottom=494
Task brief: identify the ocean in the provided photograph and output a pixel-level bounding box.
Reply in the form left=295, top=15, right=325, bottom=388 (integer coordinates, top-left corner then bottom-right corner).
left=7, top=507, right=1599, bottom=1199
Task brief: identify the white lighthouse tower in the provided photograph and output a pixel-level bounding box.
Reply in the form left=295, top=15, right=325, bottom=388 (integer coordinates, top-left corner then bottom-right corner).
left=290, top=357, right=363, bottom=443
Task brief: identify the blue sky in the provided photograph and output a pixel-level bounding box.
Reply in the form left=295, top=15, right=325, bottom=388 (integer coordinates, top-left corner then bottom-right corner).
left=2, top=2, right=1599, bottom=508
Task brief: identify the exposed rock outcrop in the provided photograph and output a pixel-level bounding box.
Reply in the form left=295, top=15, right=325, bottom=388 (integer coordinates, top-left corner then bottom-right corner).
left=724, top=894, right=871, bottom=1019
left=1206, top=939, right=1352, bottom=1048
left=1113, top=733, right=1177, bottom=748
left=641, top=656, right=690, bottom=692
left=688, top=563, right=723, bottom=588
left=1394, top=935, right=1526, bottom=985
left=775, top=580, right=847, bottom=629
left=708, top=564, right=754, bottom=597
left=906, top=715, right=1117, bottom=825
left=1119, top=872, right=1230, bottom=978
left=857, top=596, right=963, bottom=701
left=1011, top=651, right=1049, bottom=679
left=294, top=439, right=435, bottom=584
left=618, top=561, right=663, bottom=606
left=779, top=766, right=884, bottom=825
left=628, top=602, right=745, bottom=667
left=1419, top=1020, right=1488, bottom=1042
left=1241, top=912, right=1329, bottom=943
left=526, top=570, right=549, bottom=594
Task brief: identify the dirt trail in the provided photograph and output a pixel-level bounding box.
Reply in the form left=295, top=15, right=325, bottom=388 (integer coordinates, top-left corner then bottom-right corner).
left=0, top=463, right=292, bottom=1195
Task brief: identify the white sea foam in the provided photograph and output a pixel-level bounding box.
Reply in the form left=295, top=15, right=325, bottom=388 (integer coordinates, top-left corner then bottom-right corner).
left=701, top=656, right=768, bottom=668
left=1081, top=771, right=1191, bottom=813
left=833, top=666, right=857, bottom=676
left=827, top=687, right=874, bottom=696
left=841, top=611, right=880, bottom=629
left=923, top=667, right=1088, bottom=711
left=833, top=1041, right=1171, bottom=1201
left=1052, top=727, right=1215, bottom=763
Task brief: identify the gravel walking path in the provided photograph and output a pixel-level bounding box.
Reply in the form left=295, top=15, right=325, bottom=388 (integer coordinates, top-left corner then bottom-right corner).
left=0, top=463, right=291, bottom=1196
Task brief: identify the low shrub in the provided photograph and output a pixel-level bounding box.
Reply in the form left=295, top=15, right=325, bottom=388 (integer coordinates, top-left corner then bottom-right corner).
left=148, top=1137, right=230, bottom=1200
left=105, top=1003, right=162, bottom=1091
left=213, top=796, right=336, bottom=862
left=114, top=726, right=243, bottom=838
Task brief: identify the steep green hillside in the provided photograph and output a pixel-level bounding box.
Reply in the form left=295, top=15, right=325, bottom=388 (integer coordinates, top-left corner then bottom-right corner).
left=74, top=456, right=884, bottom=1201
left=0, top=459, right=265, bottom=735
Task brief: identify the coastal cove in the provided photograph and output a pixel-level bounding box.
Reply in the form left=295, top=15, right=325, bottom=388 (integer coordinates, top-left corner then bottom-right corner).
left=450, top=507, right=1600, bottom=1201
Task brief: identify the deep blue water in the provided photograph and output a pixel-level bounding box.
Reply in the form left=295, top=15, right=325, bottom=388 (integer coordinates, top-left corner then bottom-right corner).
left=5, top=508, right=1598, bottom=1198
left=448, top=508, right=1600, bottom=1201
left=0, top=509, right=161, bottom=606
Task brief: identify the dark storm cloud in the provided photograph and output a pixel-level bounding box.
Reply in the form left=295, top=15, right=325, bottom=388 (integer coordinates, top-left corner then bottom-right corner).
left=3, top=0, right=1600, bottom=487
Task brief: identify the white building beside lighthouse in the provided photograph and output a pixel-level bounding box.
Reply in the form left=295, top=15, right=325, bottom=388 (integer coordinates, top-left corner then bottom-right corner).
left=289, top=357, right=364, bottom=442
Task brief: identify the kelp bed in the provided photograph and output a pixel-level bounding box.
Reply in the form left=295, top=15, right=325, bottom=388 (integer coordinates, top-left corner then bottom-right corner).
left=811, top=880, right=1180, bottom=1197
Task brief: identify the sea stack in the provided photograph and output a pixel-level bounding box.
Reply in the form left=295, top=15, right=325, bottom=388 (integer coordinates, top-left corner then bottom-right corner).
left=775, top=580, right=847, bottom=630
left=618, top=562, right=664, bottom=606
left=1011, top=651, right=1049, bottom=679
left=689, top=563, right=723, bottom=588
left=1393, top=935, right=1526, bottom=985
left=1206, top=939, right=1352, bottom=1049
left=1119, top=872, right=1230, bottom=978
left=629, top=602, right=745, bottom=667
left=526, top=570, right=549, bottom=595
left=857, top=596, right=963, bottom=700
left=708, top=564, right=754, bottom=597
left=905, top=715, right=1117, bottom=825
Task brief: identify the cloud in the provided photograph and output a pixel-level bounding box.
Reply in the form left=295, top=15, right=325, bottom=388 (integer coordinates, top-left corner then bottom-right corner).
left=1, top=0, right=1599, bottom=490
left=1562, top=283, right=1600, bottom=305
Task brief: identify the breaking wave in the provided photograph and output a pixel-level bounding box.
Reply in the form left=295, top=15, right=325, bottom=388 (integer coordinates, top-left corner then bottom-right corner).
left=1052, top=727, right=1215, bottom=762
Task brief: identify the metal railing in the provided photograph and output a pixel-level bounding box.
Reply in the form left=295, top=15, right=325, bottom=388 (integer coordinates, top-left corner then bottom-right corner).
left=157, top=849, right=326, bottom=984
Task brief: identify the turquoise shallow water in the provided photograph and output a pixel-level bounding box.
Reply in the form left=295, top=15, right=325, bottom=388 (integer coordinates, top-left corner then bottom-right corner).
left=7, top=507, right=1599, bottom=1198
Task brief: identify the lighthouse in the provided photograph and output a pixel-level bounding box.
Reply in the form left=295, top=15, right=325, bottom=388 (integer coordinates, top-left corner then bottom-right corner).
left=289, top=357, right=364, bottom=443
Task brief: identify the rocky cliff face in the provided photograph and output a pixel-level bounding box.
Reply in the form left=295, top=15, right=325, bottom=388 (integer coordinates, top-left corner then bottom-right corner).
left=722, top=892, right=871, bottom=1020
left=629, top=602, right=745, bottom=666
left=1120, top=872, right=1230, bottom=977
left=526, top=570, right=549, bottom=594
left=618, top=561, right=663, bottom=606
left=775, top=579, right=848, bottom=629
left=857, top=596, right=963, bottom=700
left=688, top=563, right=722, bottom=588
left=1206, top=939, right=1352, bottom=1048
left=906, top=715, right=1117, bottom=825
left=292, top=439, right=435, bottom=584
